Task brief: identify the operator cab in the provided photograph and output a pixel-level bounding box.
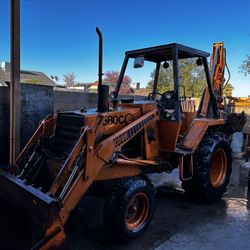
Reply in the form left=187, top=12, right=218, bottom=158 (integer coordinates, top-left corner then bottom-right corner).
left=112, top=43, right=213, bottom=120
left=111, top=43, right=216, bottom=150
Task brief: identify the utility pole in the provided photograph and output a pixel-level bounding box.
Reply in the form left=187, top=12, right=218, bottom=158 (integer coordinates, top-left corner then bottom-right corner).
left=9, top=0, right=20, bottom=163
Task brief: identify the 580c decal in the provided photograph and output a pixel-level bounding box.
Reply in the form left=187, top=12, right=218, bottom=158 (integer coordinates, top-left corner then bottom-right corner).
left=103, top=113, right=134, bottom=126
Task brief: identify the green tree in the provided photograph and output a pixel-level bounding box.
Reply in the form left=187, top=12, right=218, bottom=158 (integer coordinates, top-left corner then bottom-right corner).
left=147, top=63, right=174, bottom=93
left=223, top=83, right=234, bottom=97
left=147, top=58, right=206, bottom=98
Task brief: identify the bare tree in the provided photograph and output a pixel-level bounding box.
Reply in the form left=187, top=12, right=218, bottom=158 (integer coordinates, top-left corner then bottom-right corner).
left=63, top=73, right=76, bottom=86
left=239, top=55, right=250, bottom=76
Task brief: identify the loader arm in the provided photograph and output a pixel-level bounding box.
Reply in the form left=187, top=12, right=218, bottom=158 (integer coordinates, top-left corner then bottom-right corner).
left=0, top=109, right=158, bottom=249
left=15, top=115, right=57, bottom=168
left=58, top=109, right=158, bottom=224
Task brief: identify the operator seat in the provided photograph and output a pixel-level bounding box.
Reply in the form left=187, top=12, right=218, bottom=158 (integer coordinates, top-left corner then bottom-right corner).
left=159, top=91, right=175, bottom=109
left=159, top=91, right=177, bottom=119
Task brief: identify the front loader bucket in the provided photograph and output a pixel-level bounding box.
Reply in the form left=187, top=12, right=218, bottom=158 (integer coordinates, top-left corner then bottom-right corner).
left=0, top=169, right=67, bottom=250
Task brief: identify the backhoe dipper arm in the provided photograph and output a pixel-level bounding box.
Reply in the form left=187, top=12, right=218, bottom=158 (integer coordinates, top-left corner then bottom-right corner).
left=210, top=42, right=226, bottom=96
left=198, top=42, right=226, bottom=117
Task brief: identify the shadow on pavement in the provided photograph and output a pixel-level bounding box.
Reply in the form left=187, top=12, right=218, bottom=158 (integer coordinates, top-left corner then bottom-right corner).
left=66, top=186, right=230, bottom=250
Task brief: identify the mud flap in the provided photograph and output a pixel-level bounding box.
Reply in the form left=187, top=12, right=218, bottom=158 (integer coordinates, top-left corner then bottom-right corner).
left=0, top=169, right=67, bottom=250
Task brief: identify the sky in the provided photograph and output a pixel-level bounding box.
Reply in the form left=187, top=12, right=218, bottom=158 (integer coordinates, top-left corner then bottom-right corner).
left=0, top=0, right=249, bottom=96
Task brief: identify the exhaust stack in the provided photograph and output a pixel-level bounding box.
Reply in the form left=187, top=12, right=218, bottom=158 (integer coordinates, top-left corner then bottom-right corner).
left=96, top=27, right=109, bottom=112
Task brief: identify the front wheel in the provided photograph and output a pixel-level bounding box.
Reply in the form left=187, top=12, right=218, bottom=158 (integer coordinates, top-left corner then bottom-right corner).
left=182, top=132, right=232, bottom=202
left=104, top=177, right=155, bottom=241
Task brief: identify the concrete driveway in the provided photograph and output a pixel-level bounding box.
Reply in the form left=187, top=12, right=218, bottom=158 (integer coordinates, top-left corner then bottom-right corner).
left=66, top=164, right=250, bottom=250
left=0, top=162, right=248, bottom=250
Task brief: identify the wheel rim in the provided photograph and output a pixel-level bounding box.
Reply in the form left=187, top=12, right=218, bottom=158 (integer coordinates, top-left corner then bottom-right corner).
left=210, top=148, right=227, bottom=187
left=125, top=192, right=149, bottom=231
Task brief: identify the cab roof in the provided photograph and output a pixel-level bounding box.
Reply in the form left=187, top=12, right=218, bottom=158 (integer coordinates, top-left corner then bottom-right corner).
left=125, top=43, right=210, bottom=62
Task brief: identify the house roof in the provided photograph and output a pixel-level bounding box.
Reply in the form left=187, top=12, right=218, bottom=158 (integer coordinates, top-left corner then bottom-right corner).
left=0, top=67, right=56, bottom=87
left=134, top=88, right=151, bottom=96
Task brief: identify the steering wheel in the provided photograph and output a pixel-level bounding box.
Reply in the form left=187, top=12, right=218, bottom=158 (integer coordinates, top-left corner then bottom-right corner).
left=148, top=91, right=176, bottom=119
left=147, top=92, right=168, bottom=117
left=147, top=92, right=166, bottom=101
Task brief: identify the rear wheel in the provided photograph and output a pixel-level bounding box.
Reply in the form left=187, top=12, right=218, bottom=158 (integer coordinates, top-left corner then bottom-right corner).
left=182, top=132, right=232, bottom=202
left=104, top=177, right=155, bottom=241
left=210, top=148, right=228, bottom=187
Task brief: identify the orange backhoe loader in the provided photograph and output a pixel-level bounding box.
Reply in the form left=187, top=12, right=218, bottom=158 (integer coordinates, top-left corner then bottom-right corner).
left=0, top=29, right=246, bottom=249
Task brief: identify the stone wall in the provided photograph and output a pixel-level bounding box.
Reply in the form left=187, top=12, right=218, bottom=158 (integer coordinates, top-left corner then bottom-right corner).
left=54, top=89, right=98, bottom=112
left=0, top=87, right=9, bottom=164
left=20, top=84, right=54, bottom=149
left=0, top=86, right=146, bottom=165
left=0, top=87, right=99, bottom=164
left=0, top=84, right=54, bottom=164
left=53, top=90, right=146, bottom=113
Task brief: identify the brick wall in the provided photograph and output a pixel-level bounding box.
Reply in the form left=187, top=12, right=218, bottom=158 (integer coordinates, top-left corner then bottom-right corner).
left=235, top=106, right=250, bottom=115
